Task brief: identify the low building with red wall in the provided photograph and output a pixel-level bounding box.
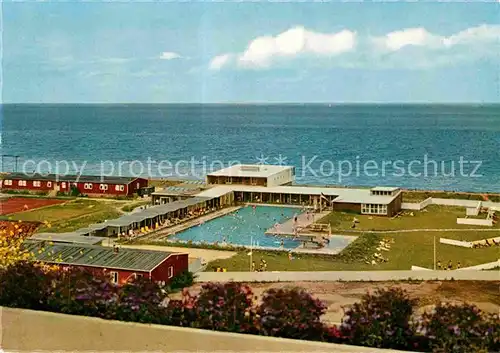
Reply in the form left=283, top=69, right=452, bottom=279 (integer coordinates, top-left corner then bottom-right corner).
left=25, top=240, right=189, bottom=285
left=1, top=173, right=149, bottom=197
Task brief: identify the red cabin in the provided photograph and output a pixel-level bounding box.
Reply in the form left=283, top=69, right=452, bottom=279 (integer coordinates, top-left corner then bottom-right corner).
left=1, top=173, right=149, bottom=197
left=25, top=240, right=189, bottom=285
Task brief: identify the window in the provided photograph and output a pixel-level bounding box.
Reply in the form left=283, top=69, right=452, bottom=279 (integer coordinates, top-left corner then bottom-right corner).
left=115, top=185, right=125, bottom=192
left=167, top=266, right=174, bottom=279
left=47, top=181, right=52, bottom=187
left=4, top=180, right=12, bottom=186
left=33, top=181, right=41, bottom=187
left=84, top=183, right=93, bottom=190
left=361, top=204, right=388, bottom=215
left=61, top=182, right=66, bottom=188
left=110, top=271, right=118, bottom=284
left=18, top=180, right=27, bottom=187
left=100, top=184, right=108, bottom=191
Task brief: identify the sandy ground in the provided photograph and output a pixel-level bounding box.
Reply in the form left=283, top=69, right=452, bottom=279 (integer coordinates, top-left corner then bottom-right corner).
left=113, top=243, right=236, bottom=262
left=173, top=281, right=500, bottom=324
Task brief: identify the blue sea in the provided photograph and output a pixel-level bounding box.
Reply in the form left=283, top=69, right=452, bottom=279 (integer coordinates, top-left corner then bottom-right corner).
left=2, top=104, right=499, bottom=192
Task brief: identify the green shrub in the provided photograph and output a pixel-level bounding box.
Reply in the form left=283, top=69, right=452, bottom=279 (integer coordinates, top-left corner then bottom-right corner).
left=168, top=270, right=195, bottom=291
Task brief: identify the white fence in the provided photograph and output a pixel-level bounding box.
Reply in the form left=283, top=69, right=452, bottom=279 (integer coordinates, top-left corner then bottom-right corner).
left=457, top=218, right=493, bottom=227
left=401, top=203, right=422, bottom=210
left=440, top=238, right=473, bottom=248
left=466, top=201, right=482, bottom=216
left=402, top=197, right=500, bottom=215
left=457, top=259, right=500, bottom=271
left=411, top=265, right=432, bottom=271
left=401, top=197, right=433, bottom=211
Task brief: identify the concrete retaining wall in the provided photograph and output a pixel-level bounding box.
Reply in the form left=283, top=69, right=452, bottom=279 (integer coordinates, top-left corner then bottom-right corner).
left=0, top=307, right=412, bottom=353
left=457, top=218, right=493, bottom=227
left=439, top=238, right=473, bottom=248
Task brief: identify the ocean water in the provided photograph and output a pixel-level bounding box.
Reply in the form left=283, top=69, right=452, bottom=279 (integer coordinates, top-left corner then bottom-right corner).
left=170, top=205, right=300, bottom=249
left=2, top=104, right=499, bottom=192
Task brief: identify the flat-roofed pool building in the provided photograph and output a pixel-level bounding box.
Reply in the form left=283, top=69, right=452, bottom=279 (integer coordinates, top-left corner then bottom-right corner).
left=25, top=241, right=189, bottom=285
left=196, top=184, right=402, bottom=217
left=206, top=164, right=295, bottom=187
left=1, top=173, right=149, bottom=197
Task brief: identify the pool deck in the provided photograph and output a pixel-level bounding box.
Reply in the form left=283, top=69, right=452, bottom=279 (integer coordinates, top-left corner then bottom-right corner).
left=265, top=210, right=330, bottom=236
left=145, top=206, right=243, bottom=241
left=245, top=203, right=311, bottom=209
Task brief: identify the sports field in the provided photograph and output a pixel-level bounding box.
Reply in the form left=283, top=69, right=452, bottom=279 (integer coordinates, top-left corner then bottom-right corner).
left=0, top=197, right=66, bottom=215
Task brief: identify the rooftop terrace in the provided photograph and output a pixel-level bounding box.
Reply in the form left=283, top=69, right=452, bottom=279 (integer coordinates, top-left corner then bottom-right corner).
left=207, top=164, right=294, bottom=178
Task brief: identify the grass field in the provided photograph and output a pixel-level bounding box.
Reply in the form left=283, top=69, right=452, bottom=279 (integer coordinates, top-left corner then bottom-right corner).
left=318, top=205, right=500, bottom=231
left=9, top=199, right=129, bottom=233
left=207, top=231, right=499, bottom=272
left=207, top=205, right=500, bottom=272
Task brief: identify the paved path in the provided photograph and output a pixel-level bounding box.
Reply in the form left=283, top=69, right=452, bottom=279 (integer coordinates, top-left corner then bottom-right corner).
left=196, top=270, right=500, bottom=283
left=104, top=243, right=236, bottom=262
left=138, top=206, right=241, bottom=241
left=266, top=211, right=330, bottom=236
left=332, top=228, right=500, bottom=234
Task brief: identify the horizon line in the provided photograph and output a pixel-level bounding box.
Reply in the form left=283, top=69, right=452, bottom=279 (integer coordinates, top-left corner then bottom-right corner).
left=2, top=102, right=500, bottom=105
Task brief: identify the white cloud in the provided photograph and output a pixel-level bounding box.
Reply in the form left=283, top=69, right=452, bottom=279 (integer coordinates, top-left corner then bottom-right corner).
left=160, top=52, right=182, bottom=60
left=238, top=26, right=356, bottom=67
left=443, top=24, right=500, bottom=47
left=381, top=28, right=441, bottom=51
left=210, top=24, right=499, bottom=71
left=209, top=54, right=233, bottom=70
left=376, top=24, right=500, bottom=52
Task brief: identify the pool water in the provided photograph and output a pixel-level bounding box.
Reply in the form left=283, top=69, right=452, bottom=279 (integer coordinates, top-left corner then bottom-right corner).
left=170, top=206, right=300, bottom=249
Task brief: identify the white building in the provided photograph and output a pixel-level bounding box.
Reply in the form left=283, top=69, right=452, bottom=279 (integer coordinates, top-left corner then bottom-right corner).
left=206, top=164, right=295, bottom=187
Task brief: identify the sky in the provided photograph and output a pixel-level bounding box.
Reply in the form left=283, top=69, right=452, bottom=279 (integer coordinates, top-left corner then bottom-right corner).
left=3, top=1, right=500, bottom=103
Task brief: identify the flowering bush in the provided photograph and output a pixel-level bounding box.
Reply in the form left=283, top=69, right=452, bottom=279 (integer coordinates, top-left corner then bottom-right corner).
left=341, top=287, right=420, bottom=350
left=0, top=221, right=37, bottom=269
left=1, top=259, right=498, bottom=353
left=46, top=267, right=118, bottom=319
left=484, top=313, right=500, bottom=352
left=164, top=299, right=196, bottom=327
left=0, top=261, right=51, bottom=310
left=257, top=287, right=328, bottom=341
left=192, top=282, right=258, bottom=333
left=115, top=276, right=167, bottom=324
left=419, top=303, right=494, bottom=353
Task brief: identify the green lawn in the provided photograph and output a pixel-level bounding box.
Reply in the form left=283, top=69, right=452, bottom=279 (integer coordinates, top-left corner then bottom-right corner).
left=318, top=205, right=499, bottom=231
left=121, top=200, right=152, bottom=212
left=10, top=199, right=126, bottom=233
left=207, top=231, right=500, bottom=272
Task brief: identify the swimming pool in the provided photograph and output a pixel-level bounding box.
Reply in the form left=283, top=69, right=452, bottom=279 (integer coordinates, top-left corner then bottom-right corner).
left=170, top=206, right=300, bottom=249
